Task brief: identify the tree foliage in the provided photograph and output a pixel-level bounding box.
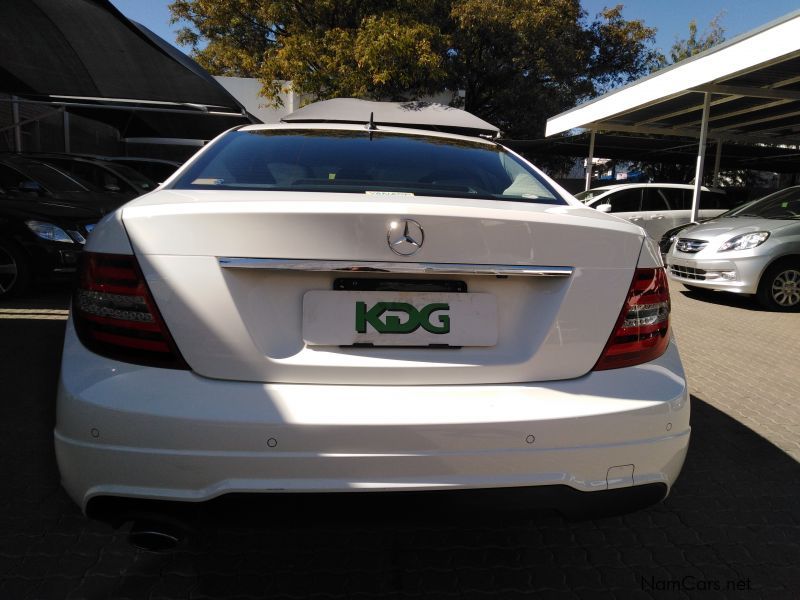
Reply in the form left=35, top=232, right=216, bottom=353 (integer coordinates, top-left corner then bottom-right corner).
left=448, top=2, right=659, bottom=137
left=169, top=1, right=660, bottom=137
left=666, top=13, right=725, bottom=65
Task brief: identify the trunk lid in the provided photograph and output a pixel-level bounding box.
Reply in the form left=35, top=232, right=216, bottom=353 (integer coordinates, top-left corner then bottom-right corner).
left=122, top=191, right=645, bottom=385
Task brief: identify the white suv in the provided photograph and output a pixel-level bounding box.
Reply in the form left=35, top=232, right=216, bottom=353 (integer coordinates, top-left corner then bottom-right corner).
left=576, top=183, right=732, bottom=241
left=55, top=100, right=689, bottom=531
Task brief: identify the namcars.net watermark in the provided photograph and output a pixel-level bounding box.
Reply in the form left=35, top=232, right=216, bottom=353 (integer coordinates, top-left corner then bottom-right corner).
left=642, top=575, right=752, bottom=593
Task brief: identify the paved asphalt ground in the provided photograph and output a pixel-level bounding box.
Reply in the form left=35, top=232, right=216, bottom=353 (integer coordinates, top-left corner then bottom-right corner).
left=0, top=282, right=798, bottom=599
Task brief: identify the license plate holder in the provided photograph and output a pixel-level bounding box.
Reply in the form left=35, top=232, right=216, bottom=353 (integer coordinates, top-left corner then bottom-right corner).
left=303, top=289, right=497, bottom=347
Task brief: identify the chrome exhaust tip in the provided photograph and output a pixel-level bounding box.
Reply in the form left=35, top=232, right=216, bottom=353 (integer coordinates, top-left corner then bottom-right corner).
left=127, top=519, right=184, bottom=552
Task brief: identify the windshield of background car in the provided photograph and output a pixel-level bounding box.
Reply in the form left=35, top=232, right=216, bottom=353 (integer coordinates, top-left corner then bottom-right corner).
left=110, top=163, right=156, bottom=191
left=172, top=129, right=565, bottom=204
left=728, top=187, right=800, bottom=219
left=21, top=163, right=89, bottom=192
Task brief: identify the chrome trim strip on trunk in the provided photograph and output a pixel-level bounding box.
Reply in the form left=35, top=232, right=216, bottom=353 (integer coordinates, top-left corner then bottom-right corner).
left=218, top=258, right=574, bottom=277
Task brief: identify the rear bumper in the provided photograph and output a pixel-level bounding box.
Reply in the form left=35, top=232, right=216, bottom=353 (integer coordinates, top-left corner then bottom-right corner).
left=55, top=320, right=690, bottom=513
left=86, top=483, right=670, bottom=524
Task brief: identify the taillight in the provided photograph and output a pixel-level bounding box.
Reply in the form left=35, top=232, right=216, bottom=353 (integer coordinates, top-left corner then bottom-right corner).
left=593, top=267, right=670, bottom=371
left=72, top=252, right=188, bottom=369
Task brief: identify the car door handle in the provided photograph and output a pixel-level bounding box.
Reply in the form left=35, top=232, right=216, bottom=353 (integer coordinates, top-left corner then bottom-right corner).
left=629, top=217, right=642, bottom=221
left=651, top=215, right=666, bottom=219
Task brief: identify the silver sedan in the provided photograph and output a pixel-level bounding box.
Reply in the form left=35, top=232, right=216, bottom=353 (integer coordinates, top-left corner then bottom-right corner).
left=666, top=186, right=800, bottom=311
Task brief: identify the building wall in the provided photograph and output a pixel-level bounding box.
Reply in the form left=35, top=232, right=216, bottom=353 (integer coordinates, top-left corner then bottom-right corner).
left=213, top=78, right=299, bottom=124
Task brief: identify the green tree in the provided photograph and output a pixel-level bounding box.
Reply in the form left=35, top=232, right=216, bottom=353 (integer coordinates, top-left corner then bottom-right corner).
left=666, top=13, right=725, bottom=64
left=169, top=1, right=450, bottom=104
left=169, top=1, right=659, bottom=138
left=448, top=2, right=659, bottom=137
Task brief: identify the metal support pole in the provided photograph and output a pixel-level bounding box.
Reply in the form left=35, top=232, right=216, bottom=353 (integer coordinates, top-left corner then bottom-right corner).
left=63, top=109, right=70, bottom=153
left=712, top=140, right=722, bottom=187
left=11, top=95, right=22, bottom=152
left=584, top=130, right=596, bottom=191
left=691, top=92, right=711, bottom=222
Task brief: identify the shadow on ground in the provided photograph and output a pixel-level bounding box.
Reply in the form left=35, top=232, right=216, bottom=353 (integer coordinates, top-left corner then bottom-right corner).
left=678, top=288, right=769, bottom=312
left=0, top=284, right=71, bottom=311
left=0, top=299, right=798, bottom=599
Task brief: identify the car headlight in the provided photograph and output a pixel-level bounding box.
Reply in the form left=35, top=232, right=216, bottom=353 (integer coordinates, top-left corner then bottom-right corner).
left=718, top=231, right=770, bottom=252
left=25, top=220, right=75, bottom=244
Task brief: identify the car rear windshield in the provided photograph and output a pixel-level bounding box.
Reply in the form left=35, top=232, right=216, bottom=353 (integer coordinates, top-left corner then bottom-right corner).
left=172, top=129, right=565, bottom=204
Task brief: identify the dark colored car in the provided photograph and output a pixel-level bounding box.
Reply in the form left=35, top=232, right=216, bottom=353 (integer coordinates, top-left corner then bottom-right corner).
left=103, top=157, right=182, bottom=184
left=26, top=154, right=157, bottom=200
left=0, top=156, right=122, bottom=298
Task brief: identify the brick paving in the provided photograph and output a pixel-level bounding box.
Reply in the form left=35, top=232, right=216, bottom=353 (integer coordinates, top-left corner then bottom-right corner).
left=0, top=284, right=798, bottom=599
left=670, top=286, right=800, bottom=462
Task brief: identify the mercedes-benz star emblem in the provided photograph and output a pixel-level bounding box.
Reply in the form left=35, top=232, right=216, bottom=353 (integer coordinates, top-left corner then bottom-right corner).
left=387, top=219, right=424, bottom=256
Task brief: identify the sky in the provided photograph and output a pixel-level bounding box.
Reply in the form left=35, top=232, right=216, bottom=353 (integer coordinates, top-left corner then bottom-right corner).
left=110, top=0, right=800, bottom=57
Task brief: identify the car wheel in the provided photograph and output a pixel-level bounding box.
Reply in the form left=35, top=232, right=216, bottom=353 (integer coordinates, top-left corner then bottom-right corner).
left=756, top=260, right=800, bottom=312
left=0, top=240, right=31, bottom=300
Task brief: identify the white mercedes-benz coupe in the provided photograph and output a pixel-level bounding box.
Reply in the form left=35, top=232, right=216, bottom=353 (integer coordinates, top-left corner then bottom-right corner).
left=55, top=100, right=688, bottom=528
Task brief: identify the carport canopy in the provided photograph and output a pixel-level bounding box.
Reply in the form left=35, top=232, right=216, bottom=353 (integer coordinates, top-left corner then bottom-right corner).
left=0, top=0, right=253, bottom=143
left=545, top=9, right=800, bottom=220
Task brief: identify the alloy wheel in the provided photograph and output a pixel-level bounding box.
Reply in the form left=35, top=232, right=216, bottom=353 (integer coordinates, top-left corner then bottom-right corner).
left=0, top=245, right=18, bottom=295
left=771, top=268, right=800, bottom=307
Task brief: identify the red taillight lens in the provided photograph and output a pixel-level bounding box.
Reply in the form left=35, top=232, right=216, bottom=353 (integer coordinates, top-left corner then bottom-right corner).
left=593, top=267, right=670, bottom=371
left=73, top=252, right=188, bottom=369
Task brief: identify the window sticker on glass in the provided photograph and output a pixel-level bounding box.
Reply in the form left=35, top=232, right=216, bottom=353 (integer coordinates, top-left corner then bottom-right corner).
left=192, top=178, right=224, bottom=185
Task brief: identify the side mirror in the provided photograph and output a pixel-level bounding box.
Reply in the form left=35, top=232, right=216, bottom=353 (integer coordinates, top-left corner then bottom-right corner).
left=18, top=180, right=44, bottom=195
left=596, top=203, right=612, bottom=213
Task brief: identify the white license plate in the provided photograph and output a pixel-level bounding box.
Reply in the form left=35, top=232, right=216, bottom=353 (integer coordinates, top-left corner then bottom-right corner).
left=303, top=290, right=498, bottom=347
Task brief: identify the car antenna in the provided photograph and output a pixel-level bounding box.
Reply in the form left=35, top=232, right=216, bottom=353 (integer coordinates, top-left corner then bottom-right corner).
left=366, top=111, right=377, bottom=140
